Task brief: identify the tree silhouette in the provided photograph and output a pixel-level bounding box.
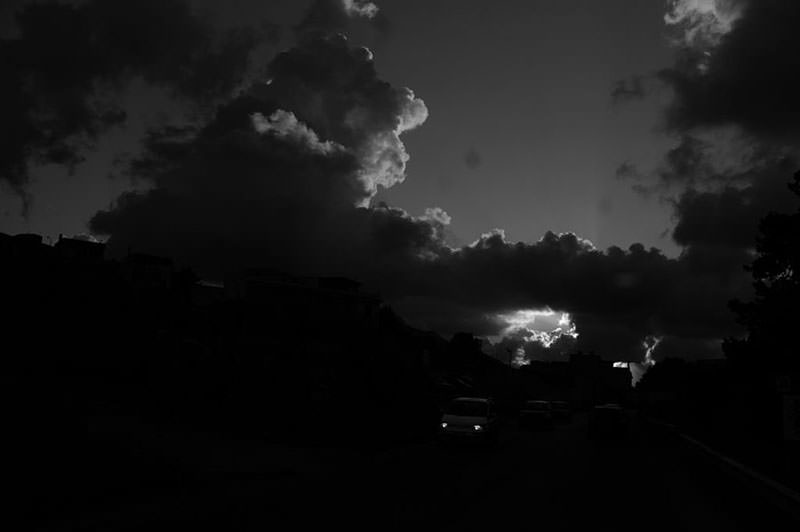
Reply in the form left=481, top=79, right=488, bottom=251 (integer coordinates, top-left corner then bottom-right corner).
left=725, top=170, right=800, bottom=372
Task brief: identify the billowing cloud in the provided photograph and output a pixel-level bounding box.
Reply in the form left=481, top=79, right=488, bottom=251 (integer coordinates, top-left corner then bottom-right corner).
left=90, top=23, right=429, bottom=274
left=484, top=310, right=579, bottom=366
left=255, top=33, right=427, bottom=201
left=251, top=110, right=343, bottom=155
left=342, top=0, right=380, bottom=19
left=0, top=0, right=268, bottom=209
left=617, top=1, right=800, bottom=251
left=671, top=157, right=799, bottom=250
left=87, top=0, right=800, bottom=369
left=90, top=18, right=749, bottom=362
left=659, top=0, right=800, bottom=141
left=610, top=0, right=800, bottom=369
left=664, top=0, right=745, bottom=52
left=295, top=0, right=385, bottom=40
left=402, top=231, right=745, bottom=361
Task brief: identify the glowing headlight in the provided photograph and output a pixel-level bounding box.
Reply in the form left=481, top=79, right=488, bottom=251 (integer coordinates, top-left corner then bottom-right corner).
left=440, top=422, right=448, bottom=428
left=473, top=424, right=484, bottom=431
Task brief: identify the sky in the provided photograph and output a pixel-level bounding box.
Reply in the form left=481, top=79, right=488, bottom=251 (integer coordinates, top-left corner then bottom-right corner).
left=1, top=0, right=678, bottom=253
left=372, top=0, right=677, bottom=252
left=1, top=0, right=798, bottom=365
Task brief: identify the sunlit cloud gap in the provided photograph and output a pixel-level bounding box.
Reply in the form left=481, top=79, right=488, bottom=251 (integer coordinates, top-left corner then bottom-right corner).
left=491, top=309, right=580, bottom=367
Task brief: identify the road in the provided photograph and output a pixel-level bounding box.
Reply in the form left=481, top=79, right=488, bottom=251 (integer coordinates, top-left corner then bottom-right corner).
left=33, top=413, right=799, bottom=531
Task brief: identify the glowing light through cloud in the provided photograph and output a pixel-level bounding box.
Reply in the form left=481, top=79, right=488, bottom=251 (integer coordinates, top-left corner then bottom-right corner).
left=642, top=335, right=662, bottom=367
left=498, top=309, right=556, bottom=330
left=496, top=309, right=578, bottom=348
left=630, top=335, right=663, bottom=386
left=512, top=347, right=529, bottom=367
left=493, top=309, right=580, bottom=366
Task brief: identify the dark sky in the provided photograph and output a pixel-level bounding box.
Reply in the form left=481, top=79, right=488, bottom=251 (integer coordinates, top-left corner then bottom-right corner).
left=1, top=0, right=798, bottom=365
left=1, top=0, right=677, bottom=253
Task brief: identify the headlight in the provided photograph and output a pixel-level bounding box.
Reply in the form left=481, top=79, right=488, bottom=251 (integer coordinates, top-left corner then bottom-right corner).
left=473, top=424, right=484, bottom=431
left=440, top=422, right=448, bottom=428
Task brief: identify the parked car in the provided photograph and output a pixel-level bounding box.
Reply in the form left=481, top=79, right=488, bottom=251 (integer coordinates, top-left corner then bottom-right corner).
left=519, top=400, right=553, bottom=428
left=439, top=397, right=498, bottom=445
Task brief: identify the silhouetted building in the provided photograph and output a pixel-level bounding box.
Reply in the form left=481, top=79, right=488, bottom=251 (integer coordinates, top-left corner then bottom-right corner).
left=513, top=352, right=632, bottom=408
left=121, top=253, right=174, bottom=291
left=0, top=232, right=11, bottom=255
left=569, top=352, right=631, bottom=406
left=2, top=233, right=53, bottom=262
left=54, top=235, right=105, bottom=263
left=191, top=280, right=226, bottom=306
left=225, top=268, right=381, bottom=333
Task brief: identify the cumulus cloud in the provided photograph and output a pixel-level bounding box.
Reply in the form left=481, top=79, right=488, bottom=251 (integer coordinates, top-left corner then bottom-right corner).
left=419, top=231, right=745, bottom=361
left=608, top=1, right=800, bottom=368
left=342, top=0, right=380, bottom=19
left=671, top=157, right=799, bottom=250
left=90, top=16, right=430, bottom=275
left=251, top=110, right=343, bottom=154
left=484, top=310, right=579, bottom=365
left=664, top=0, right=745, bottom=52
left=295, top=0, right=386, bottom=40
left=254, top=33, right=427, bottom=201
left=0, top=0, right=267, bottom=208
left=659, top=0, right=800, bottom=141
left=616, top=0, right=800, bottom=176
left=87, top=0, right=799, bottom=367
left=616, top=1, right=800, bottom=264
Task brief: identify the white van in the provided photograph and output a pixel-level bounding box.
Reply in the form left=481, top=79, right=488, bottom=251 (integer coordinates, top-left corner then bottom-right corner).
left=439, top=397, right=498, bottom=444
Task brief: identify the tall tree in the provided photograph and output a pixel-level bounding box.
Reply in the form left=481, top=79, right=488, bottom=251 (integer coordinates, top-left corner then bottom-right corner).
left=725, top=171, right=800, bottom=372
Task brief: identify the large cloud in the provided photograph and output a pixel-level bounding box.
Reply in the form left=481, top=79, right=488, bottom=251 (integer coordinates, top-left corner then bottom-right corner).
left=617, top=4, right=800, bottom=272
left=295, top=0, right=386, bottom=39
left=392, top=231, right=745, bottom=361
left=611, top=0, right=800, bottom=364
left=91, top=30, right=430, bottom=278
left=88, top=0, right=800, bottom=365
left=0, top=0, right=267, bottom=208
left=618, top=1, right=800, bottom=188
left=659, top=0, right=800, bottom=142
left=671, top=157, right=799, bottom=250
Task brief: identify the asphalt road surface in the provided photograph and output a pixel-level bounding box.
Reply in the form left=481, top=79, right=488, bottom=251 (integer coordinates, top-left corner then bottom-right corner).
left=33, top=413, right=799, bottom=531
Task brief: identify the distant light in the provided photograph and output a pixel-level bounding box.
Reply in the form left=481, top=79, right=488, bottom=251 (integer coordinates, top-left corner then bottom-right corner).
left=473, top=425, right=483, bottom=431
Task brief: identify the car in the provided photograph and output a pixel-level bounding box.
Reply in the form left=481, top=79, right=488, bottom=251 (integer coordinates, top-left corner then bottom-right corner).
left=438, top=397, right=498, bottom=445
left=519, top=400, right=553, bottom=428
left=551, top=400, right=572, bottom=421
left=588, top=403, right=628, bottom=439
